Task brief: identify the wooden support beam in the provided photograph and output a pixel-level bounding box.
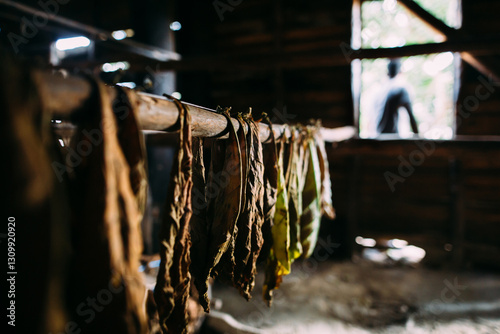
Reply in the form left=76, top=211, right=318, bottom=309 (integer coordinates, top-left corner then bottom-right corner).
left=397, top=0, right=500, bottom=82
left=398, top=0, right=456, bottom=37
left=33, top=70, right=355, bottom=142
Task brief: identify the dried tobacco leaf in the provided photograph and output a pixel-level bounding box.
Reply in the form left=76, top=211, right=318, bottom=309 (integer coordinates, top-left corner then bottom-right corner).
left=286, top=129, right=303, bottom=262
left=114, top=87, right=148, bottom=218
left=154, top=97, right=193, bottom=334
left=263, top=135, right=290, bottom=305
left=259, top=120, right=278, bottom=264
left=3, top=57, right=70, bottom=334
left=68, top=80, right=147, bottom=334
left=235, top=112, right=265, bottom=299
left=299, top=135, right=322, bottom=258
left=189, top=137, right=209, bottom=308
left=315, top=131, right=335, bottom=220
left=213, top=113, right=248, bottom=284
left=199, top=108, right=243, bottom=312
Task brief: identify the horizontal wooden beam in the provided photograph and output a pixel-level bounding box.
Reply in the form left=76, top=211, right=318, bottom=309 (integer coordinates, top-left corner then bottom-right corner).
left=56, top=35, right=500, bottom=73
left=352, top=39, right=500, bottom=60
left=33, top=70, right=355, bottom=142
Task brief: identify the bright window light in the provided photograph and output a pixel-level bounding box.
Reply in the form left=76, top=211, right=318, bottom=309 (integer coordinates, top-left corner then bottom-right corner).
left=102, top=61, right=130, bottom=73
left=355, top=236, right=377, bottom=247
left=112, top=30, right=127, bottom=40
left=169, top=21, right=182, bottom=31
left=171, top=92, right=182, bottom=99
left=116, top=82, right=136, bottom=89
left=55, top=36, right=91, bottom=51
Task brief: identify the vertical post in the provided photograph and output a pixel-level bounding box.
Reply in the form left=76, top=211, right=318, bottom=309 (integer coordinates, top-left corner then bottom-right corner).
left=351, top=0, right=362, bottom=134
left=449, top=158, right=465, bottom=267
left=132, top=0, right=176, bottom=95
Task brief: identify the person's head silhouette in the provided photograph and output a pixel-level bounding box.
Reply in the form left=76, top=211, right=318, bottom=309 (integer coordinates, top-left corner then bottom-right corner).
left=388, top=58, right=402, bottom=78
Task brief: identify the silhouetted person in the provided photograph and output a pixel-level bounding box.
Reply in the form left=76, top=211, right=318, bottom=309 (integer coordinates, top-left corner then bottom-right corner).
left=376, top=59, right=419, bottom=135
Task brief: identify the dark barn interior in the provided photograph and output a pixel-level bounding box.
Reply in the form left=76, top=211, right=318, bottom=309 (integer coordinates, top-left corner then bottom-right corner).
left=2, top=0, right=500, bottom=333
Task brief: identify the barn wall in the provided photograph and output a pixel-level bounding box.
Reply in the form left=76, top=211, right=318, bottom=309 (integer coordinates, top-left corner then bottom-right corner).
left=328, top=139, right=500, bottom=269
left=177, top=0, right=353, bottom=128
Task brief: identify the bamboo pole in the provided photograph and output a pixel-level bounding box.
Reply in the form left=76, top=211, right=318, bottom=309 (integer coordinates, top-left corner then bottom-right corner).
left=33, top=71, right=356, bottom=142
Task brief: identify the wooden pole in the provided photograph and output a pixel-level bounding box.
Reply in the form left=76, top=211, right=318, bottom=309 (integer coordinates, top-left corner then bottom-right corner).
left=33, top=70, right=356, bottom=142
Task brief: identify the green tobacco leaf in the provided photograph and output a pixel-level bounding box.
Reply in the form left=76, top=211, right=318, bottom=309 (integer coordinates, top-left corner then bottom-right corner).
left=263, top=136, right=290, bottom=305
left=300, top=136, right=322, bottom=259
left=286, top=130, right=303, bottom=262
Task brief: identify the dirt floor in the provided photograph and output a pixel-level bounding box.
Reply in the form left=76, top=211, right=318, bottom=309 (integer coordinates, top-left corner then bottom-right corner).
left=204, top=260, right=500, bottom=334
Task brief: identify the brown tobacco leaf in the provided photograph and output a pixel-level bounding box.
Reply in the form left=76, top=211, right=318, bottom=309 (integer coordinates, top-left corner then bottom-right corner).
left=189, top=137, right=210, bottom=309
left=154, top=97, right=193, bottom=334
left=114, top=87, right=148, bottom=219
left=196, top=132, right=224, bottom=311
left=3, top=57, right=70, bottom=334
left=259, top=119, right=279, bottom=264
left=113, top=88, right=148, bottom=270
left=315, top=131, right=336, bottom=220
left=237, top=114, right=265, bottom=299
left=213, top=114, right=248, bottom=285
left=199, top=108, right=243, bottom=312
left=67, top=80, right=147, bottom=334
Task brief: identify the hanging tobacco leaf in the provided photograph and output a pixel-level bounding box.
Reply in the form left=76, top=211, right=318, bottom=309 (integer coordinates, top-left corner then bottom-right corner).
left=67, top=80, right=148, bottom=334
left=213, top=113, right=248, bottom=284
left=114, top=87, right=148, bottom=218
left=259, top=118, right=278, bottom=264
left=234, top=111, right=265, bottom=300
left=3, top=57, right=71, bottom=334
left=154, top=96, right=193, bottom=334
left=189, top=137, right=209, bottom=309
left=286, top=128, right=303, bottom=262
left=198, top=108, right=243, bottom=312
left=263, top=134, right=290, bottom=305
left=299, top=134, right=322, bottom=258
left=314, top=130, right=336, bottom=220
